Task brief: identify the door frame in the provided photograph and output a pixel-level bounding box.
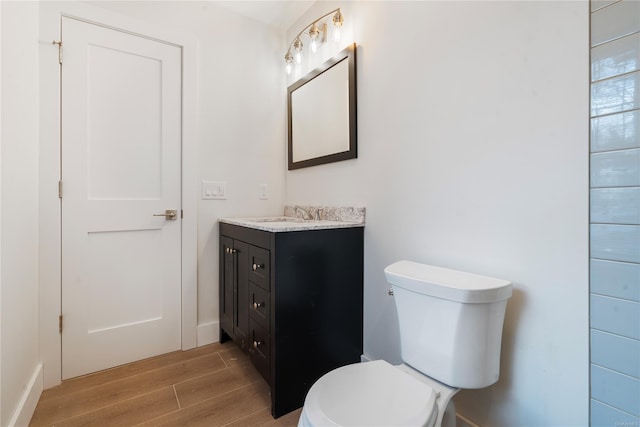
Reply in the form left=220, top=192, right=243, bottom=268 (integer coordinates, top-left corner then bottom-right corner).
left=39, top=1, right=198, bottom=388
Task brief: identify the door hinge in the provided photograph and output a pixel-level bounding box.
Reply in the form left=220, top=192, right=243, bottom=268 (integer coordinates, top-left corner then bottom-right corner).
left=59, top=315, right=63, bottom=334
left=52, top=40, right=63, bottom=64
left=58, top=181, right=63, bottom=199
left=181, top=210, right=184, bottom=219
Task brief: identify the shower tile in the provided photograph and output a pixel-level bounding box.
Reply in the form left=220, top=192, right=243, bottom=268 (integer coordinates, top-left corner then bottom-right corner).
left=591, top=294, right=640, bottom=339
left=591, top=0, right=617, bottom=13
left=591, top=71, right=640, bottom=117
left=592, top=0, right=640, bottom=47
left=591, top=259, right=640, bottom=302
left=590, top=149, right=640, bottom=188
left=591, top=224, right=640, bottom=263
left=592, top=33, right=640, bottom=82
left=591, top=399, right=640, bottom=427
left=591, top=188, right=640, bottom=224
left=591, top=330, right=640, bottom=377
left=591, top=364, right=640, bottom=416
left=591, top=110, right=640, bottom=153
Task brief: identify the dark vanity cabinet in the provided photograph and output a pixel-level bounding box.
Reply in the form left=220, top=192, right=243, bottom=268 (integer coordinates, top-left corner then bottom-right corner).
left=220, top=236, right=249, bottom=351
left=219, top=222, right=364, bottom=418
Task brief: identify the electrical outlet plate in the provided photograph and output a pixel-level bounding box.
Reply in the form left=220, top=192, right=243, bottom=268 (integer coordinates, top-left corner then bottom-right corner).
left=202, top=181, right=226, bottom=200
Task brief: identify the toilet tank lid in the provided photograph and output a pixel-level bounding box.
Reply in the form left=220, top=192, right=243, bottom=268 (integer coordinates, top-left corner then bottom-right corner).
left=384, top=261, right=512, bottom=303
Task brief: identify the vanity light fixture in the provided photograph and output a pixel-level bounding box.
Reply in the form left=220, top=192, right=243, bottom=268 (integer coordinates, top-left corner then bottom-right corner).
left=284, top=8, right=344, bottom=75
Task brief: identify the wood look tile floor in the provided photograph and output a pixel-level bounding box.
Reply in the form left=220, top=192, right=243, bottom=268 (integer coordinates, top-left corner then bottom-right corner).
left=30, top=342, right=302, bottom=427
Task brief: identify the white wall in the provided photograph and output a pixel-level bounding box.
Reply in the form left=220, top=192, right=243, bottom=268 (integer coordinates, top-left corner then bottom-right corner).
left=85, top=1, right=287, bottom=344
left=1, top=2, right=3, bottom=421
left=0, top=0, right=3, bottom=419
left=1, top=1, right=42, bottom=425
left=286, top=1, right=589, bottom=426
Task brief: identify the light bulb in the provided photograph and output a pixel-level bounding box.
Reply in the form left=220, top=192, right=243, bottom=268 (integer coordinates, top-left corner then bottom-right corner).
left=284, top=51, right=294, bottom=75
left=309, top=23, right=319, bottom=53
left=293, top=37, right=303, bottom=64
left=332, top=9, right=343, bottom=42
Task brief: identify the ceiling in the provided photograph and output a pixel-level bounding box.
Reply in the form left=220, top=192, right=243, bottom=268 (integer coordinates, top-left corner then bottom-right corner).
left=214, top=1, right=315, bottom=31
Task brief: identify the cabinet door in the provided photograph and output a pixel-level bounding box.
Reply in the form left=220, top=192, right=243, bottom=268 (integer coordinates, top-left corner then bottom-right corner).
left=234, top=241, right=249, bottom=348
left=220, top=236, right=234, bottom=337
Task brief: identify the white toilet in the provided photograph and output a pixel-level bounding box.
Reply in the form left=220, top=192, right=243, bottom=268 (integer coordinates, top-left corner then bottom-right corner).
left=298, top=260, right=513, bottom=427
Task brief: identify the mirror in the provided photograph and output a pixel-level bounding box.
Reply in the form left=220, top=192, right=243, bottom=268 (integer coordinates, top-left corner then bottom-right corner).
left=288, top=43, right=357, bottom=170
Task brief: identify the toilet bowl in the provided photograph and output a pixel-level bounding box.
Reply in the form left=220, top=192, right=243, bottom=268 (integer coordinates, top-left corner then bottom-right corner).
left=298, top=261, right=512, bottom=427
left=298, top=360, right=459, bottom=427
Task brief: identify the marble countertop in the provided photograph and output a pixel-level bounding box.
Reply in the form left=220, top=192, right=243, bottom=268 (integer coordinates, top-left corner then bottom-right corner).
left=219, top=206, right=365, bottom=233
left=219, top=217, right=363, bottom=232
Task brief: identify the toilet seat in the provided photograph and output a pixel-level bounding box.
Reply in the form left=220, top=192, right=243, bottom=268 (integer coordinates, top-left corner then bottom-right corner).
left=299, top=360, right=438, bottom=427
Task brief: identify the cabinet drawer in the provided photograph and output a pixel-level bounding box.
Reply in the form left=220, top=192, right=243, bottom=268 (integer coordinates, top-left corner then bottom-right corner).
left=249, top=320, right=270, bottom=384
left=248, top=245, right=270, bottom=290
left=249, top=281, right=270, bottom=327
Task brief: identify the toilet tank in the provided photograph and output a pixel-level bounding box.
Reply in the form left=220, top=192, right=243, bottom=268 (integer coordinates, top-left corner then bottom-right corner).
left=384, top=261, right=512, bottom=389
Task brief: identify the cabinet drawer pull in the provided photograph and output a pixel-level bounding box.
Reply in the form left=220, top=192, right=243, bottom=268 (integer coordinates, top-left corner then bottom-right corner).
left=252, top=263, right=263, bottom=271
left=253, top=302, right=264, bottom=309
left=225, top=247, right=237, bottom=254
left=253, top=340, right=262, bottom=349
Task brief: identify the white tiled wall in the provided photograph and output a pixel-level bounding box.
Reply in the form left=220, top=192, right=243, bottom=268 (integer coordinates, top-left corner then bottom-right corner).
left=591, top=110, right=640, bottom=152
left=590, top=1, right=640, bottom=425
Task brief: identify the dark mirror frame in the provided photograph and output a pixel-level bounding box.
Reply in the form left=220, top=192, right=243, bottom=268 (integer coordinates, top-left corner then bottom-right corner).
left=287, top=43, right=357, bottom=170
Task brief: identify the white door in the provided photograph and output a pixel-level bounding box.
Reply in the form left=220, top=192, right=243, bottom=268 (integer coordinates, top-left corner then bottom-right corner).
left=61, top=17, right=182, bottom=379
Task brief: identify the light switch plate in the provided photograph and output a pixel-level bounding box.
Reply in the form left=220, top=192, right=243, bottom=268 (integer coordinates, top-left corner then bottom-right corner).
left=259, top=183, right=268, bottom=200
left=202, top=181, right=226, bottom=200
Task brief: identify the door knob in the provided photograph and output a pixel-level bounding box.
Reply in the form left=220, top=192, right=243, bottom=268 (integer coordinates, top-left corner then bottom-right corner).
left=153, top=209, right=178, bottom=220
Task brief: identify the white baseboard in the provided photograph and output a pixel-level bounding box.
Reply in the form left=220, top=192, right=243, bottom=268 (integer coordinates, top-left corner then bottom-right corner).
left=197, top=321, right=220, bottom=346
left=8, top=363, right=43, bottom=427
